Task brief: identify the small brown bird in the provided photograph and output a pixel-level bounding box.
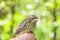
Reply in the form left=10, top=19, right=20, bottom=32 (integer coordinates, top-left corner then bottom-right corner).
left=14, top=15, right=38, bottom=37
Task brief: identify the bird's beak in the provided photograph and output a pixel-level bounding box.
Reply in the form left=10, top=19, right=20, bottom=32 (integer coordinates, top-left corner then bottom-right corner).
left=34, top=19, right=38, bottom=21
left=33, top=18, right=38, bottom=22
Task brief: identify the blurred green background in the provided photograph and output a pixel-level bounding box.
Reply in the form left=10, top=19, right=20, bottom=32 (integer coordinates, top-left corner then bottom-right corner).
left=0, top=0, right=60, bottom=40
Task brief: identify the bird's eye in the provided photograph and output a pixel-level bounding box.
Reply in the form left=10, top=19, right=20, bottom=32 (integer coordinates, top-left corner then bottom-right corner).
left=32, top=18, right=35, bottom=20
left=32, top=17, right=36, bottom=20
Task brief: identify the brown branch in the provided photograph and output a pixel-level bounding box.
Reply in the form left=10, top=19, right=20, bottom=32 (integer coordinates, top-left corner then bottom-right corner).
left=53, top=0, right=57, bottom=40
left=10, top=4, right=15, bottom=37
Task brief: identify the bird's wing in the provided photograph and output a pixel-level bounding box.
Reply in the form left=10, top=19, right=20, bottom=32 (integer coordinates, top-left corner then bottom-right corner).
left=14, top=20, right=28, bottom=36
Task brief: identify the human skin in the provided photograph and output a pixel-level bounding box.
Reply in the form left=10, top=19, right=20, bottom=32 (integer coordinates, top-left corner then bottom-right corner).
left=10, top=33, right=35, bottom=40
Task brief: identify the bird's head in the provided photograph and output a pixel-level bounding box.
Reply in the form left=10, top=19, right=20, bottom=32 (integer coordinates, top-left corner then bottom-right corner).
left=27, top=15, right=38, bottom=25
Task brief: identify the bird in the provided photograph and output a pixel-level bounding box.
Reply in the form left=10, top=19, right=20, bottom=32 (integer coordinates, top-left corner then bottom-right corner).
left=14, top=15, right=38, bottom=37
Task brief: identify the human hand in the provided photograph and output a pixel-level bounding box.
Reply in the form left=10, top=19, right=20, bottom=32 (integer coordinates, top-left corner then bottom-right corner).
left=10, top=33, right=35, bottom=40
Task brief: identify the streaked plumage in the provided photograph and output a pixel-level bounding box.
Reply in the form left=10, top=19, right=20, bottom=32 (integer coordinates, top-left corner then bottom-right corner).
left=14, top=15, right=38, bottom=37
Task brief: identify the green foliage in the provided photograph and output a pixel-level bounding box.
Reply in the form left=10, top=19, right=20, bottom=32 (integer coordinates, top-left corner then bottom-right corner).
left=0, top=0, right=60, bottom=40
